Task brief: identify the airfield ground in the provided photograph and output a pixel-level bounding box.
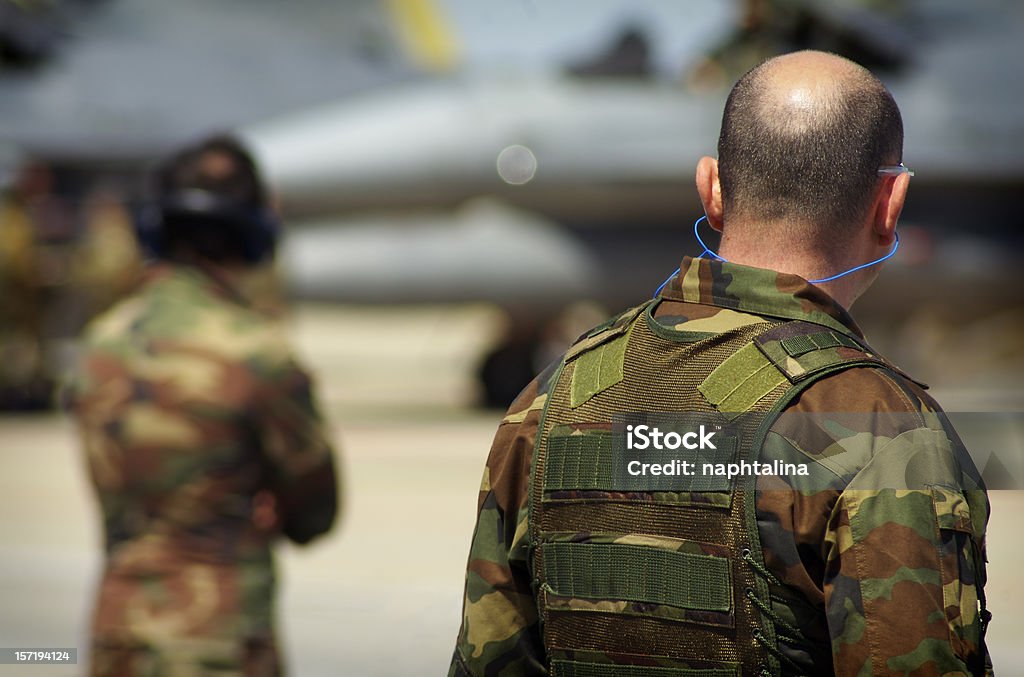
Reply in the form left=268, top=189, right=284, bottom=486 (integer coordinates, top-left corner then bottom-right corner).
left=1, top=304, right=1020, bottom=675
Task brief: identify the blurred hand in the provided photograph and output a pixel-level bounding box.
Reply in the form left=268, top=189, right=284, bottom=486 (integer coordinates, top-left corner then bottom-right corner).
left=252, top=490, right=281, bottom=534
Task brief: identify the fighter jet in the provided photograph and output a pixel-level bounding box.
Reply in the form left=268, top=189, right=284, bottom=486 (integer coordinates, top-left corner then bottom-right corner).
left=237, top=0, right=1023, bottom=311
left=2, top=0, right=1021, bottom=311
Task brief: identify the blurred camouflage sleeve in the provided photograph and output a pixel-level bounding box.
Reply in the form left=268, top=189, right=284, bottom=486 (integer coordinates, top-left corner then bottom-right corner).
left=449, top=365, right=562, bottom=676
left=251, top=356, right=339, bottom=545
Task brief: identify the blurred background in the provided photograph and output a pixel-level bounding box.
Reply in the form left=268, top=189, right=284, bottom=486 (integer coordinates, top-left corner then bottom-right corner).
left=0, top=0, right=1021, bottom=674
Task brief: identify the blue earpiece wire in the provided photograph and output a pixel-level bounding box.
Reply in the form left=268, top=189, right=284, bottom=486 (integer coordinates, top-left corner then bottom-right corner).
left=652, top=267, right=680, bottom=298
left=653, top=215, right=901, bottom=297
left=806, top=234, right=900, bottom=283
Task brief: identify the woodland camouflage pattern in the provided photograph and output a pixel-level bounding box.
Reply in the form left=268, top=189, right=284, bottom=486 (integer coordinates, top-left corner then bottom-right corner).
left=67, top=263, right=338, bottom=676
left=450, top=256, right=991, bottom=676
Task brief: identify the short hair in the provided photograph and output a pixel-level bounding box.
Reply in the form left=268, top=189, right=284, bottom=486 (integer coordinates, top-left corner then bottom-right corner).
left=717, top=54, right=903, bottom=236
left=154, top=134, right=270, bottom=262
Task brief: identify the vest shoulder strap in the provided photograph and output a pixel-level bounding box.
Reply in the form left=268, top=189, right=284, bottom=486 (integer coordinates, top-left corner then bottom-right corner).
left=564, top=300, right=653, bottom=409
left=564, top=300, right=652, bottom=363
left=697, top=341, right=789, bottom=420
left=698, top=321, right=927, bottom=418
left=752, top=320, right=927, bottom=388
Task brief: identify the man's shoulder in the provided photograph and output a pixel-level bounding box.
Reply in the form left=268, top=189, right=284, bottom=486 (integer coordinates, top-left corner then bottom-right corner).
left=563, top=300, right=653, bottom=362
left=767, top=354, right=982, bottom=494
left=83, top=274, right=295, bottom=372
left=743, top=318, right=972, bottom=489
left=790, top=358, right=934, bottom=415
left=749, top=320, right=923, bottom=390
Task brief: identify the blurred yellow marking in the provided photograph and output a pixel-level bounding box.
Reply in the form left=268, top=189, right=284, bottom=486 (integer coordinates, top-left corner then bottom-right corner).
left=387, top=0, right=458, bottom=71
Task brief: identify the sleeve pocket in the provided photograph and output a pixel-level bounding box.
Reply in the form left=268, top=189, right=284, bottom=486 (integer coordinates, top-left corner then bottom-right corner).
left=928, top=485, right=983, bottom=659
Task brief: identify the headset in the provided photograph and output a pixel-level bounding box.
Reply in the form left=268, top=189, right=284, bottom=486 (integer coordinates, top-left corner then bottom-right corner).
left=135, top=187, right=279, bottom=265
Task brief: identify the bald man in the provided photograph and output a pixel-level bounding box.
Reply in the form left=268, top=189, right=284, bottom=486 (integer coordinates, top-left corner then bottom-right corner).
left=449, top=51, right=991, bottom=676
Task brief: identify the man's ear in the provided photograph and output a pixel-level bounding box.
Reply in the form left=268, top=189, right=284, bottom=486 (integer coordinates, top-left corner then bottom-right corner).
left=872, top=172, right=909, bottom=246
left=695, top=156, right=724, bottom=232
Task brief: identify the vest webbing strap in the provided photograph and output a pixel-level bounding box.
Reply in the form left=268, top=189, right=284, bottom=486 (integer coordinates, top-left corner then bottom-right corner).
left=541, top=542, right=731, bottom=612
left=778, top=330, right=860, bottom=358
left=545, top=432, right=613, bottom=490
left=552, top=660, right=738, bottom=677
left=571, top=332, right=631, bottom=408
left=532, top=315, right=791, bottom=672
left=544, top=430, right=738, bottom=493
left=752, top=320, right=927, bottom=389
left=698, top=343, right=788, bottom=419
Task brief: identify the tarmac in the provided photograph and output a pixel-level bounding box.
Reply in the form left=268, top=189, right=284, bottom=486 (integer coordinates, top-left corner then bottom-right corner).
left=1, top=303, right=1021, bottom=675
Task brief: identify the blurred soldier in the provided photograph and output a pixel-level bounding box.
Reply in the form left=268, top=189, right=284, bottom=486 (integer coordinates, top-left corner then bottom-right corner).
left=0, top=161, right=45, bottom=407
left=67, top=135, right=339, bottom=676
left=449, top=51, right=991, bottom=675
left=0, top=160, right=67, bottom=409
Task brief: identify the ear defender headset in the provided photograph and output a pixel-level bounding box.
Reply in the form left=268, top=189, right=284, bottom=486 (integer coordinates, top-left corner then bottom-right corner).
left=135, top=187, right=280, bottom=265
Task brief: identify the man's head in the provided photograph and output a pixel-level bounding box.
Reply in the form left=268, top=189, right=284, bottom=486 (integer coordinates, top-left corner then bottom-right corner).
left=695, top=50, right=910, bottom=305
left=147, top=134, right=278, bottom=265
left=717, top=50, right=903, bottom=235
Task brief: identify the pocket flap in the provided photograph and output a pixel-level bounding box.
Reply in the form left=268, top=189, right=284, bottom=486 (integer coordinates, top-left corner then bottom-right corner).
left=929, top=485, right=972, bottom=533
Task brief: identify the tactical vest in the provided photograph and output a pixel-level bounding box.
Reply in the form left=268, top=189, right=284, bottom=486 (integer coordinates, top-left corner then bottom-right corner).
left=528, top=298, right=899, bottom=677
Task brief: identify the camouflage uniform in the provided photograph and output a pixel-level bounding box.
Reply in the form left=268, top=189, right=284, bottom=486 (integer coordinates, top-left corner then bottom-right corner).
left=449, top=256, right=991, bottom=676
left=67, top=262, right=339, bottom=676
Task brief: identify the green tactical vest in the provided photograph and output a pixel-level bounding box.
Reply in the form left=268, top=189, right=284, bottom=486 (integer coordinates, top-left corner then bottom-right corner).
left=528, top=298, right=901, bottom=677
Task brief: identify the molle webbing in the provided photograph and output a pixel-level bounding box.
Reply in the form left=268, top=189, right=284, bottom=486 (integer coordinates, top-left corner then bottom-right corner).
left=544, top=430, right=737, bottom=493
left=542, top=542, right=732, bottom=612
left=531, top=305, right=791, bottom=675
left=752, top=320, right=901, bottom=386
left=777, top=330, right=860, bottom=357
left=544, top=431, right=615, bottom=491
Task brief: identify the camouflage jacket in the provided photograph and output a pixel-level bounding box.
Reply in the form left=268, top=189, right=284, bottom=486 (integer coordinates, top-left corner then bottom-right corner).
left=449, top=256, right=991, bottom=676
left=67, top=262, right=338, bottom=672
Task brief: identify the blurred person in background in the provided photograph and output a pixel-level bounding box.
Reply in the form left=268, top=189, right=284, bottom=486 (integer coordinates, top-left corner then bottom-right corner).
left=70, top=184, right=143, bottom=321
left=0, top=159, right=70, bottom=409
left=66, top=134, right=339, bottom=676
left=449, top=51, right=990, bottom=676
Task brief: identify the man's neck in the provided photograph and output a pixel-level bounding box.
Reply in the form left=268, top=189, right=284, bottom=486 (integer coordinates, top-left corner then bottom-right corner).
left=718, top=231, right=865, bottom=309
